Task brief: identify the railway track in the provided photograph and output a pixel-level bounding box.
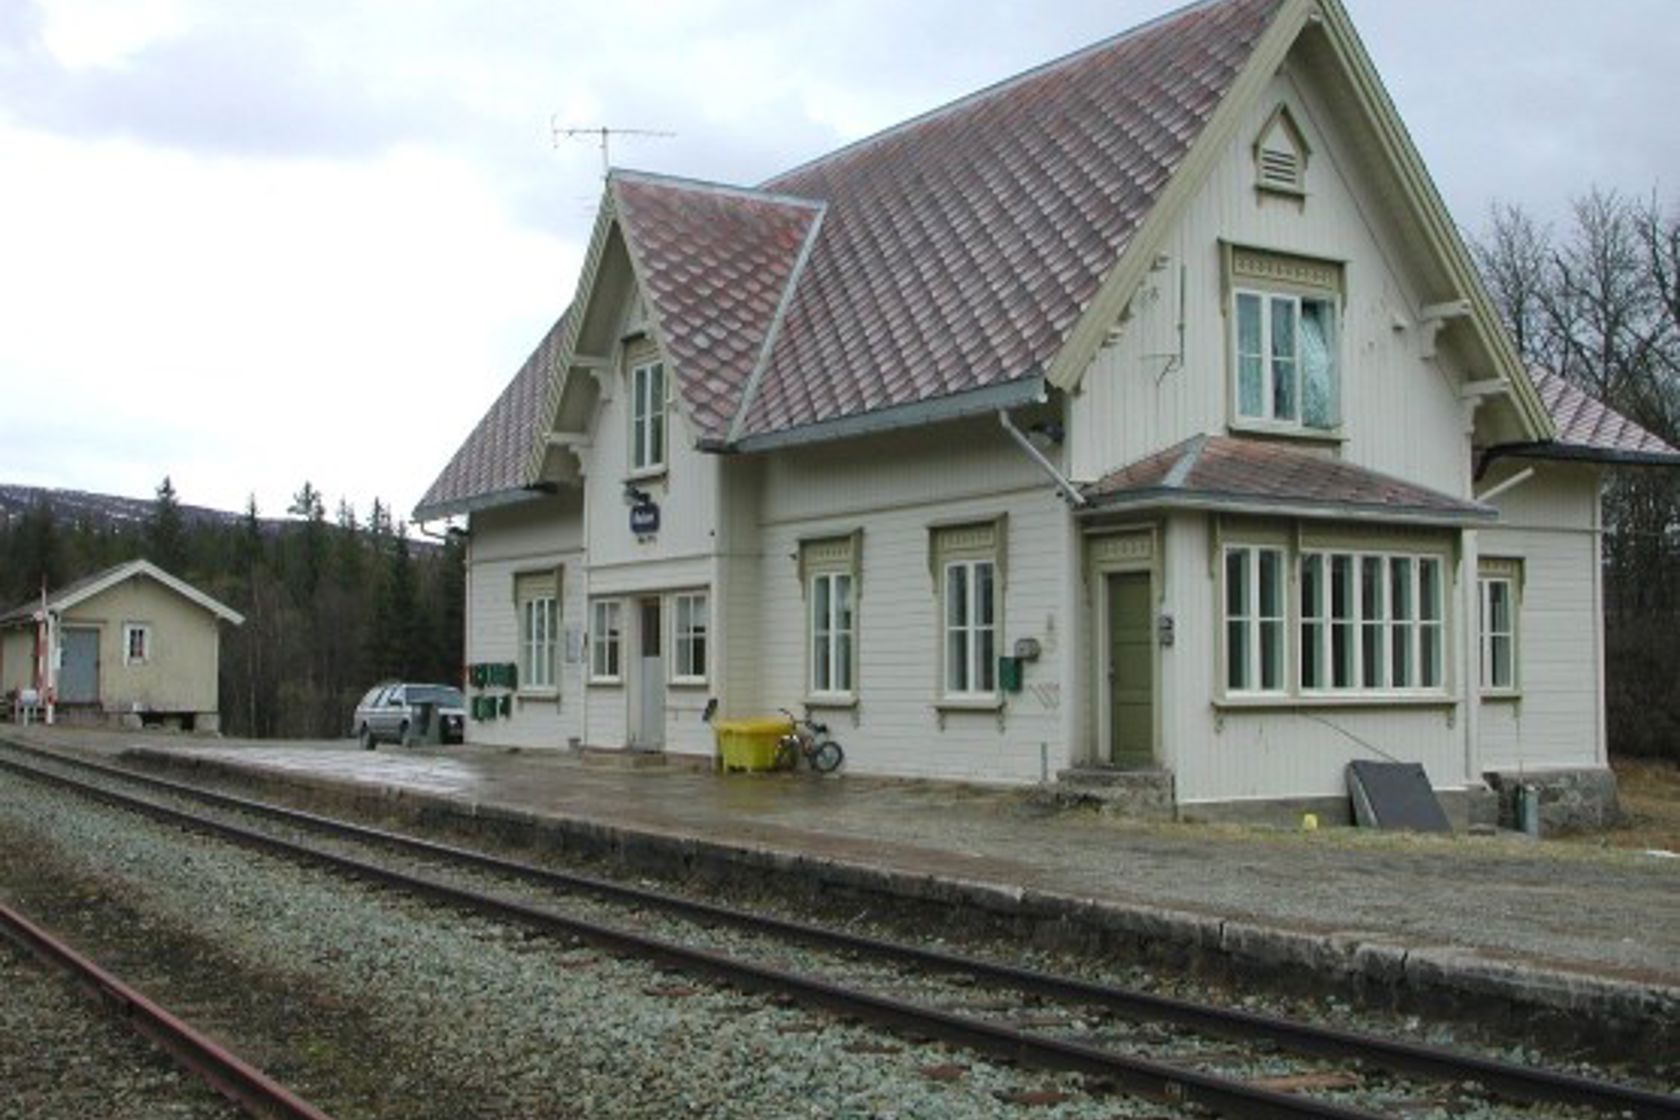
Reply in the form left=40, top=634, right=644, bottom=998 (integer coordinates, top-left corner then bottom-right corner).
left=2, top=739, right=1675, bottom=1119
left=0, top=895, right=335, bottom=1120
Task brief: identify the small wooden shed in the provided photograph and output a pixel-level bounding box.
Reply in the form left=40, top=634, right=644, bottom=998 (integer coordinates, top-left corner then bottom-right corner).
left=0, top=559, right=244, bottom=732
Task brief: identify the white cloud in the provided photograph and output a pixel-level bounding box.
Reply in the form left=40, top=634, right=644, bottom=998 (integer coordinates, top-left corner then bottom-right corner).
left=1, top=0, right=1676, bottom=527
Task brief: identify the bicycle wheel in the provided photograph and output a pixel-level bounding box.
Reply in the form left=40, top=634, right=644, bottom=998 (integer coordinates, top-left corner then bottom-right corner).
left=773, top=737, right=801, bottom=771
left=811, top=739, right=844, bottom=773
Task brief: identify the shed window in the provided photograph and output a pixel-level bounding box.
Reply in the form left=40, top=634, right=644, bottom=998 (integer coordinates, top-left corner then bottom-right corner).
left=123, top=623, right=152, bottom=665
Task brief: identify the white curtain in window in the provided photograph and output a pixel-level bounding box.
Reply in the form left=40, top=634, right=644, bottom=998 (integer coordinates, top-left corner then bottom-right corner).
left=1300, top=301, right=1336, bottom=429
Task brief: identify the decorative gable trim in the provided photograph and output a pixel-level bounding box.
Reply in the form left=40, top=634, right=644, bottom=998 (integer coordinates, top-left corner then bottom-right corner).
left=1045, top=0, right=1312, bottom=394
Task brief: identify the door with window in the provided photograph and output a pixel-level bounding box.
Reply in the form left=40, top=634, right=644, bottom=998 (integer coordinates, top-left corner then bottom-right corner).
left=1106, top=572, right=1155, bottom=767
left=632, top=597, right=664, bottom=751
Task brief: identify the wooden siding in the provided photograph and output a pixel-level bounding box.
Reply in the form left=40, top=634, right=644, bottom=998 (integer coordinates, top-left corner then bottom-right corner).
left=753, top=421, right=1071, bottom=783
left=1160, top=512, right=1470, bottom=805
left=1069, top=66, right=1471, bottom=499
left=465, top=501, right=586, bottom=750
left=60, top=578, right=222, bottom=715
left=1476, top=464, right=1604, bottom=771
left=1, top=628, right=35, bottom=695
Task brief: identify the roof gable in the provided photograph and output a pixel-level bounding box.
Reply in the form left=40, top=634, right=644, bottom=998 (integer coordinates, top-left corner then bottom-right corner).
left=0, top=559, right=245, bottom=627
left=610, top=172, right=825, bottom=443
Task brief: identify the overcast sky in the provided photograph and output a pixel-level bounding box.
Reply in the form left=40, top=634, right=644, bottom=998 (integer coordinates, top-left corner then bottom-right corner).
left=2, top=0, right=1676, bottom=525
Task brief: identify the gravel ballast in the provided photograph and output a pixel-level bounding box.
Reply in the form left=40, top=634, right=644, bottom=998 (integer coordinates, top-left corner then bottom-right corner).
left=0, top=771, right=1192, bottom=1119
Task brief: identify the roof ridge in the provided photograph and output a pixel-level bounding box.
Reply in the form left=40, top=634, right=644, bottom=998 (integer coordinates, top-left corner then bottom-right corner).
left=1162, top=432, right=1211, bottom=488
left=611, top=167, right=824, bottom=211
left=760, top=0, right=1231, bottom=189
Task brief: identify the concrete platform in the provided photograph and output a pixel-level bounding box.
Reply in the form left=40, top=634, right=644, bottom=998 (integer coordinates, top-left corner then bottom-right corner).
left=5, top=726, right=1677, bottom=1045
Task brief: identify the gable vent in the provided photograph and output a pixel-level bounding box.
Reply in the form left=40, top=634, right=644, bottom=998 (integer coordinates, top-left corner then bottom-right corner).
left=1258, top=149, right=1301, bottom=191
left=1253, top=104, right=1310, bottom=197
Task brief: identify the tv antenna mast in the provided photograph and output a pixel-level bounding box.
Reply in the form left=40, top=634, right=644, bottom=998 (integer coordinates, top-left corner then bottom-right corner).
left=552, top=120, right=676, bottom=179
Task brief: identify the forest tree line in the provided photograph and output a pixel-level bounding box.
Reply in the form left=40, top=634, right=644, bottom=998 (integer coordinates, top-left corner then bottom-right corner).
left=1474, top=188, right=1680, bottom=761
left=0, top=479, right=463, bottom=739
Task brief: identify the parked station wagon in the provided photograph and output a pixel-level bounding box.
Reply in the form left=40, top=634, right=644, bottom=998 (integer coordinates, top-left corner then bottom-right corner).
left=354, top=682, right=467, bottom=749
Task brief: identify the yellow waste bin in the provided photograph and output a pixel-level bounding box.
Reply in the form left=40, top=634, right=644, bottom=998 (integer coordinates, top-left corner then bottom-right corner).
left=715, top=716, right=794, bottom=772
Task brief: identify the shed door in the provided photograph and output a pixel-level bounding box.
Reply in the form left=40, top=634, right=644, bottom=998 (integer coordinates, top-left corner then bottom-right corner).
left=1106, top=572, right=1154, bottom=767
left=60, top=627, right=101, bottom=704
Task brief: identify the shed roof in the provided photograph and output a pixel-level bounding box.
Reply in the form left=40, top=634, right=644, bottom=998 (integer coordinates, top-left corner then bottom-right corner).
left=0, top=559, right=245, bottom=627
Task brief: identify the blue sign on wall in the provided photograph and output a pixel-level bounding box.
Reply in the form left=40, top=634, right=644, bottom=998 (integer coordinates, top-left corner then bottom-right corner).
left=630, top=501, right=660, bottom=536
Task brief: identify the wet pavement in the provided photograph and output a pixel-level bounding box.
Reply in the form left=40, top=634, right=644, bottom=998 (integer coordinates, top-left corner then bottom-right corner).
left=5, top=727, right=1678, bottom=1001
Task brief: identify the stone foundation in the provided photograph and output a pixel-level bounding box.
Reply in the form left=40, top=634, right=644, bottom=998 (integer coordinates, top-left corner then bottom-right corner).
left=1482, top=768, right=1622, bottom=836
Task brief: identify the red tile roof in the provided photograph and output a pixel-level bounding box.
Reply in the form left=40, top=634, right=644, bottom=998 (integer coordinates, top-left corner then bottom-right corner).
left=734, top=0, right=1283, bottom=441
left=415, top=310, right=569, bottom=518
left=1081, top=434, right=1496, bottom=524
left=1525, top=370, right=1680, bottom=464
left=611, top=173, right=823, bottom=442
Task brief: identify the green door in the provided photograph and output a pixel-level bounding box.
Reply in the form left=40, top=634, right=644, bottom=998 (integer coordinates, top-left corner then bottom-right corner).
left=1106, top=571, right=1154, bottom=767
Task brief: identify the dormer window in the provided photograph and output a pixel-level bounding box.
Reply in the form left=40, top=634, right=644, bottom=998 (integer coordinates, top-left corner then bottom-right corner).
left=1226, top=246, right=1342, bottom=435
left=1254, top=105, right=1309, bottom=197
left=630, top=358, right=666, bottom=474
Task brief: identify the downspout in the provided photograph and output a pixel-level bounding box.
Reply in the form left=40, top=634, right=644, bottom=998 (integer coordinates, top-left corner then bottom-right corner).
left=998, top=410, right=1086, bottom=508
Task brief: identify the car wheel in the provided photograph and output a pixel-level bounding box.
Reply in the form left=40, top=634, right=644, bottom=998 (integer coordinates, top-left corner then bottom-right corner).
left=359, top=724, right=375, bottom=751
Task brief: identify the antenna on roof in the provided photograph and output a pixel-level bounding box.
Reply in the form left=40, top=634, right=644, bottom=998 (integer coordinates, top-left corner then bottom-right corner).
left=552, top=120, right=676, bottom=180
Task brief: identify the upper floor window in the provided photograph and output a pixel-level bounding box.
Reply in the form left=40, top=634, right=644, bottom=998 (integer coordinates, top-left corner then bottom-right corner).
left=1227, top=247, right=1341, bottom=435
left=630, top=359, right=666, bottom=473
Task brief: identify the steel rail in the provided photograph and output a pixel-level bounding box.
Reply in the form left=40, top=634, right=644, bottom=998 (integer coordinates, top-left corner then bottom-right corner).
left=0, top=748, right=1379, bottom=1120
left=0, top=897, right=337, bottom=1120
left=5, top=741, right=1678, bottom=1118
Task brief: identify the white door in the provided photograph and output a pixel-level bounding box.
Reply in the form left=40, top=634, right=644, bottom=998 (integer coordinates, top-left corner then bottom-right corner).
left=633, top=597, right=664, bottom=750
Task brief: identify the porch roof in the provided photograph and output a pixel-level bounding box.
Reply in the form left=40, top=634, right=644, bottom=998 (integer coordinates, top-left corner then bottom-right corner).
left=1080, top=434, right=1496, bottom=526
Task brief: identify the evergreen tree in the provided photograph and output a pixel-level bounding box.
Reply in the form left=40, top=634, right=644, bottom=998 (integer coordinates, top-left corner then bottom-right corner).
left=148, top=475, right=187, bottom=573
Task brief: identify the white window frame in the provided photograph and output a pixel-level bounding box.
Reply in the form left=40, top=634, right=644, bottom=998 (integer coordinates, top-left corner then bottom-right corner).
left=1232, top=287, right=1339, bottom=433
left=809, top=570, right=856, bottom=699
left=122, top=623, right=152, bottom=666
left=1222, top=546, right=1286, bottom=695
left=589, top=598, right=624, bottom=684
left=671, top=591, right=708, bottom=685
left=629, top=359, right=667, bottom=475
left=1298, top=549, right=1445, bottom=696
left=1478, top=564, right=1520, bottom=695
left=942, top=558, right=998, bottom=700
left=519, top=594, right=558, bottom=691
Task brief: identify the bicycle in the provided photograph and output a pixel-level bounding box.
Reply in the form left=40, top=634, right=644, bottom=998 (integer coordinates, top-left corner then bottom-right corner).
left=774, top=707, right=845, bottom=773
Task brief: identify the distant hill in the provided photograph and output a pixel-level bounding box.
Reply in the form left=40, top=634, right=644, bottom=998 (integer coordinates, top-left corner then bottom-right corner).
left=0, top=483, right=261, bottom=533
left=0, top=483, right=433, bottom=547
